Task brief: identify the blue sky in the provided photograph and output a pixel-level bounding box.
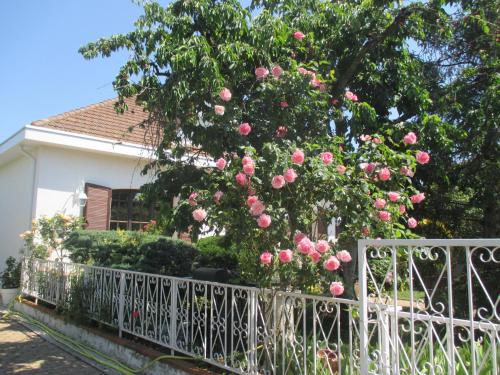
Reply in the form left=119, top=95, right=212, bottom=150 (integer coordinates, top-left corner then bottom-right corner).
left=0, top=0, right=148, bottom=143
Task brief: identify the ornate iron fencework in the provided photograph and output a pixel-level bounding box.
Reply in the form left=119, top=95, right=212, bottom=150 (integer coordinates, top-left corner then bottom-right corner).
left=21, top=239, right=499, bottom=374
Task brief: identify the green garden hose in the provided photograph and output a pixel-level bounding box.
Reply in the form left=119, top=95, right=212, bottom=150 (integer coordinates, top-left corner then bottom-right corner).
left=2, top=297, right=196, bottom=375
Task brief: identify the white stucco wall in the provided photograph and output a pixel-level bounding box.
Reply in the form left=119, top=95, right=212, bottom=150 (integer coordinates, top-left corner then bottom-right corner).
left=34, top=146, right=154, bottom=217
left=0, top=154, right=34, bottom=270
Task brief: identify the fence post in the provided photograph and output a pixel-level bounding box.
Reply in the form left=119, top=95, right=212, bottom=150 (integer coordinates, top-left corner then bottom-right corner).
left=170, top=279, right=178, bottom=353
left=118, top=271, right=125, bottom=338
left=55, top=261, right=63, bottom=304
left=358, top=240, right=370, bottom=375
left=247, top=289, right=258, bottom=374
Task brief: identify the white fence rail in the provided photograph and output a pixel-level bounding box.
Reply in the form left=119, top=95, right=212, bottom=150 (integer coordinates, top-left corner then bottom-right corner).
left=21, top=239, right=499, bottom=374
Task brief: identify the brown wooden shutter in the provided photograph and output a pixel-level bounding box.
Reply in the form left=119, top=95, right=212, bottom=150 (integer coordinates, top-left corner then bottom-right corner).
left=84, top=183, right=112, bottom=230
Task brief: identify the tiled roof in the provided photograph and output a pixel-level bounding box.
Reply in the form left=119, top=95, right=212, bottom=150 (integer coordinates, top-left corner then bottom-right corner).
left=31, top=97, right=158, bottom=147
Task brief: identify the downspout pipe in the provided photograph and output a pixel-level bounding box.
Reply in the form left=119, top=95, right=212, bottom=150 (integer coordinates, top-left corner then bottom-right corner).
left=19, top=143, right=37, bottom=225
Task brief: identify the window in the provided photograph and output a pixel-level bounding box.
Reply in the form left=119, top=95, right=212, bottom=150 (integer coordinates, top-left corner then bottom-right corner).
left=109, top=189, right=155, bottom=231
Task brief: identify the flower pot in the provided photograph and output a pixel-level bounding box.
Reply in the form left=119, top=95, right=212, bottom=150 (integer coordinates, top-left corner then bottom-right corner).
left=0, top=288, right=19, bottom=306
left=317, top=348, right=339, bottom=373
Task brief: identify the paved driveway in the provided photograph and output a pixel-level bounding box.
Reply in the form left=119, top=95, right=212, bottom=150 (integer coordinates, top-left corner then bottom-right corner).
left=0, top=317, right=103, bottom=374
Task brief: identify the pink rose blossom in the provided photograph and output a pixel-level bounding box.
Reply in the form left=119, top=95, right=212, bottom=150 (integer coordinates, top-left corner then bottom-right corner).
left=360, top=134, right=372, bottom=142
left=374, top=198, right=386, bottom=210
left=362, top=227, right=370, bottom=236
left=214, top=105, right=225, bottom=115
left=243, top=163, right=255, bottom=175
left=311, top=77, right=322, bottom=88
left=315, top=240, right=330, bottom=254
left=308, top=250, right=321, bottom=264
left=215, top=158, right=226, bottom=170
left=298, top=67, right=308, bottom=75
left=336, top=250, right=352, bottom=263
left=330, top=281, right=344, bottom=296
left=188, top=192, right=198, bottom=206
left=250, top=201, right=266, bottom=216
left=283, top=168, right=297, bottom=183
left=399, top=205, right=406, bottom=214
left=271, top=175, right=286, bottom=189
left=219, top=88, right=232, bottom=102
left=260, top=251, right=273, bottom=265
left=272, top=65, right=283, bottom=78
left=400, top=166, right=415, bottom=177
left=336, top=165, right=346, bottom=174
left=213, top=191, right=223, bottom=204
left=239, top=122, right=252, bottom=136
left=408, top=217, right=418, bottom=228
left=255, top=67, right=269, bottom=80
left=278, top=249, right=293, bottom=263
left=291, top=149, right=305, bottom=165
left=247, top=195, right=258, bottom=207
left=257, top=214, right=271, bottom=228
left=320, top=152, right=333, bottom=165
left=372, top=137, right=382, bottom=144
left=416, top=151, right=430, bottom=165
left=280, top=101, right=289, bottom=108
left=293, top=31, right=305, bottom=40
left=410, top=192, right=426, bottom=204
left=293, top=232, right=306, bottom=245
left=297, top=237, right=314, bottom=254
left=364, top=162, right=376, bottom=173
left=324, top=256, right=340, bottom=271
left=388, top=192, right=400, bottom=202
left=345, top=91, right=358, bottom=102
left=403, top=132, right=417, bottom=145
left=192, top=208, right=207, bottom=222
left=242, top=156, right=253, bottom=166
left=378, top=168, right=391, bottom=181
left=276, top=126, right=288, bottom=138
left=236, top=172, right=247, bottom=186
left=378, top=211, right=391, bottom=222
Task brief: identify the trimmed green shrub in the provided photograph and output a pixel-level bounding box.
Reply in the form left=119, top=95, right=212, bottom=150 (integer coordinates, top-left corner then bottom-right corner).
left=195, top=236, right=239, bottom=272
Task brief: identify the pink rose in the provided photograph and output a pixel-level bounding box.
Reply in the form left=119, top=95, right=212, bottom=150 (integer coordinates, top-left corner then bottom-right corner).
left=374, top=198, right=387, bottom=209
left=360, top=134, right=372, bottom=142
left=246, top=195, right=258, bottom=207
left=272, top=65, right=283, bottom=78
left=308, top=250, right=321, bottom=264
left=219, top=88, right=232, bottom=102
left=250, top=201, right=266, bottom=216
left=297, top=237, right=314, bottom=254
left=324, top=256, right=340, bottom=271
left=345, top=91, right=358, bottom=102
left=378, top=168, right=391, bottom=181
left=372, top=137, right=382, bottom=144
left=336, top=165, right=346, bottom=174
left=293, top=232, right=306, bottom=245
left=330, top=281, right=344, bottom=296
left=239, top=122, right=252, bottom=136
left=213, top=191, right=223, bottom=204
left=242, top=156, right=253, bottom=166
left=271, top=175, right=286, bottom=189
left=400, top=166, right=415, bottom=177
left=310, top=77, right=322, bottom=88
left=280, top=101, right=289, bottom=108
left=192, top=208, right=207, bottom=222
left=255, top=67, right=269, bottom=80
left=408, top=217, right=418, bottom=229
left=298, top=67, right=308, bottom=75
left=215, top=158, right=226, bottom=170
left=257, top=214, right=271, bottom=228
left=399, top=205, right=406, bottom=214
left=388, top=192, right=400, bottom=202
left=260, top=251, right=273, bottom=265
left=283, top=168, right=297, bottom=183
left=188, top=192, right=198, bottom=206
left=291, top=149, right=305, bottom=165
left=278, top=249, right=293, bottom=263
left=336, top=250, right=352, bottom=263
left=214, top=105, right=225, bottom=115
left=320, top=152, right=333, bottom=165
left=378, top=211, right=391, bottom=222
left=276, top=126, right=288, bottom=138
left=416, top=151, right=430, bottom=165
left=403, top=132, right=417, bottom=145
left=293, top=31, right=305, bottom=40
left=236, top=172, right=247, bottom=186
left=315, top=240, right=330, bottom=254
left=410, top=192, right=426, bottom=204
left=361, top=227, right=370, bottom=236
left=364, top=162, right=376, bottom=173
left=243, top=162, right=255, bottom=175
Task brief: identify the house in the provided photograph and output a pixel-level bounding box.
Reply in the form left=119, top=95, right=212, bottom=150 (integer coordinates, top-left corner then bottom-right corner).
left=0, top=98, right=208, bottom=271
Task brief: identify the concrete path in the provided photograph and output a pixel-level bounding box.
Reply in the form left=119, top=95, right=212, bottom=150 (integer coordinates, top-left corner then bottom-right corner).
left=0, top=317, right=103, bottom=374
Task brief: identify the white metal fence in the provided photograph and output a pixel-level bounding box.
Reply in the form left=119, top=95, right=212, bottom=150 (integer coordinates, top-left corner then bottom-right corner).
left=21, top=239, right=499, bottom=374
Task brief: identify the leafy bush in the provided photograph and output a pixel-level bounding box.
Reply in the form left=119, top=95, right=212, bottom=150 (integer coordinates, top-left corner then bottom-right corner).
left=195, top=236, right=239, bottom=271
left=1, top=257, right=21, bottom=289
